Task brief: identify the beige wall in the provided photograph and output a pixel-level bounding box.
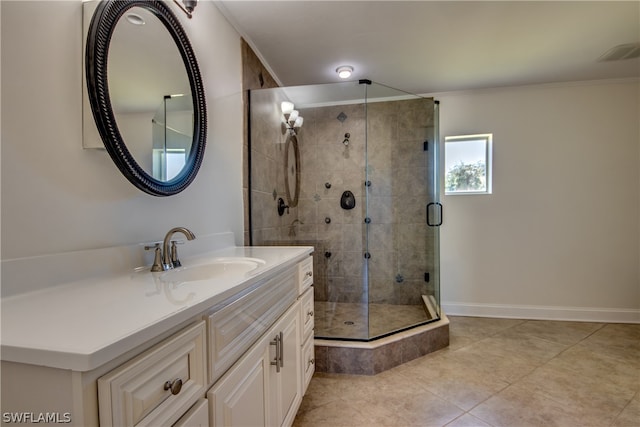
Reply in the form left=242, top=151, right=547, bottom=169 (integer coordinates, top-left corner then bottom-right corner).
left=434, top=79, right=640, bottom=321
left=1, top=1, right=244, bottom=260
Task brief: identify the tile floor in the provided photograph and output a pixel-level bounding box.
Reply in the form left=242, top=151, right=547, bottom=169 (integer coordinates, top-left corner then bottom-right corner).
left=293, top=316, right=640, bottom=427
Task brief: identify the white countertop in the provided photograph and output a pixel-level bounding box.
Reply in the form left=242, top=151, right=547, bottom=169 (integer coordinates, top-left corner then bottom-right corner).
left=1, top=245, right=313, bottom=372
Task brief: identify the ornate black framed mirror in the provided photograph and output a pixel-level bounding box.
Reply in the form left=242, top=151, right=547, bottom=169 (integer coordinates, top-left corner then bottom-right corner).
left=86, top=0, right=206, bottom=196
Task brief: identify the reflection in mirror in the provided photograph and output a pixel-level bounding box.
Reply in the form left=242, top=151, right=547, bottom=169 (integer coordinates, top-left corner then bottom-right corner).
left=151, top=94, right=193, bottom=180
left=284, top=134, right=300, bottom=208
left=108, top=6, right=193, bottom=182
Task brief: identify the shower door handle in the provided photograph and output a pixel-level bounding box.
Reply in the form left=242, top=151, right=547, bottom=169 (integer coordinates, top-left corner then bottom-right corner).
left=426, top=202, right=443, bottom=227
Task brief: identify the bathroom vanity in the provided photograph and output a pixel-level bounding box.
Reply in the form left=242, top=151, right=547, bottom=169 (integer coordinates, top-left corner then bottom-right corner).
left=1, top=234, right=314, bottom=426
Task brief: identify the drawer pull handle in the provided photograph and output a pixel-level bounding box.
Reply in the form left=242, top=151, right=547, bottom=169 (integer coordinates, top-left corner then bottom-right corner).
left=164, top=378, right=183, bottom=395
left=307, top=310, right=314, bottom=317
left=306, top=271, right=313, bottom=277
left=270, top=333, right=282, bottom=373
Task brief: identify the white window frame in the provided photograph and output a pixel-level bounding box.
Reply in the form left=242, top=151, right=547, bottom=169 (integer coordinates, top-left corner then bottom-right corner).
left=444, top=133, right=493, bottom=195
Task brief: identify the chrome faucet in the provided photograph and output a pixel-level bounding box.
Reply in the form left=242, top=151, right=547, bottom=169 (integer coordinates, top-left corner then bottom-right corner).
left=162, top=227, right=196, bottom=271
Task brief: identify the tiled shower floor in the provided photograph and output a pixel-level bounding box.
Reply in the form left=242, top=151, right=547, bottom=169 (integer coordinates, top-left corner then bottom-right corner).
left=314, top=301, right=434, bottom=339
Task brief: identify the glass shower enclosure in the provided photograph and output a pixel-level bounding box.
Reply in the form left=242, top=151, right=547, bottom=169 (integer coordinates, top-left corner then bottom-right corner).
left=249, top=80, right=441, bottom=341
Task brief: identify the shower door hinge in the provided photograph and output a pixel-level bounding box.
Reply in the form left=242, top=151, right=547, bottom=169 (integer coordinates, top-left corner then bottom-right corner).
left=425, top=272, right=430, bottom=283
left=423, top=140, right=429, bottom=151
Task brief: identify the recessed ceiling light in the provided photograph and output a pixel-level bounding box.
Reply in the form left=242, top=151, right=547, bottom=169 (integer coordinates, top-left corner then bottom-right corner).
left=336, top=65, right=354, bottom=79
left=126, top=13, right=146, bottom=26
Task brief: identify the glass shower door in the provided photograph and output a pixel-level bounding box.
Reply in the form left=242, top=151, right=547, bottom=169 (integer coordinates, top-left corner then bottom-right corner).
left=364, top=83, right=441, bottom=339
left=425, top=101, right=442, bottom=320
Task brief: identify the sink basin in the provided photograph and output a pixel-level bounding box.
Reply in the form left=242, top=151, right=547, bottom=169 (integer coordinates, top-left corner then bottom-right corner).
left=160, top=257, right=266, bottom=284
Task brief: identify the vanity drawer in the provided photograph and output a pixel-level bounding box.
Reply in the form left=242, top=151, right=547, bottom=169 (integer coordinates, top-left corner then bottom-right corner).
left=98, top=321, right=207, bottom=427
left=299, top=286, right=314, bottom=343
left=298, top=256, right=314, bottom=293
left=301, top=334, right=315, bottom=392
left=206, top=266, right=298, bottom=384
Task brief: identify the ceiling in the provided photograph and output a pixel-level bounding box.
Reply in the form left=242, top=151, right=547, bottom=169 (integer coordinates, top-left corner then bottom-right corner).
left=215, top=1, right=640, bottom=94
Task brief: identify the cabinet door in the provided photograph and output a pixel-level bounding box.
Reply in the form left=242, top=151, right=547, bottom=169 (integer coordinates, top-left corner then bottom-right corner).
left=208, top=299, right=303, bottom=427
left=269, top=303, right=302, bottom=427
left=208, top=340, right=270, bottom=427
left=173, top=399, right=209, bottom=427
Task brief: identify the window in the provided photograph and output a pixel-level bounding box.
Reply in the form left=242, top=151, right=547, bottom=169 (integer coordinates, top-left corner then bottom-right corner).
left=444, top=134, right=492, bottom=195
left=152, top=148, right=187, bottom=181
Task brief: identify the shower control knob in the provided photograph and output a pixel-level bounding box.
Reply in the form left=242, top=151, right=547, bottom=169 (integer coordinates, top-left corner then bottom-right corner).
left=364, top=217, right=371, bottom=224
left=325, top=182, right=332, bottom=189
left=325, top=217, right=331, bottom=224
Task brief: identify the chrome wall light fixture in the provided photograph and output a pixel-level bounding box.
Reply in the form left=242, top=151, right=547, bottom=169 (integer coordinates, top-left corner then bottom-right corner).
left=336, top=65, right=354, bottom=79
left=173, top=0, right=198, bottom=18
left=281, top=101, right=304, bottom=135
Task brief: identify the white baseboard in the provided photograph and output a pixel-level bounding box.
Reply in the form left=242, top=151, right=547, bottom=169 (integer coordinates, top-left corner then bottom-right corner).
left=442, top=302, right=640, bottom=324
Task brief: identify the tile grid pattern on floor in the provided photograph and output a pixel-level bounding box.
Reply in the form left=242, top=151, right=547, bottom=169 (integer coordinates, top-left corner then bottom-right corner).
left=293, top=316, right=640, bottom=427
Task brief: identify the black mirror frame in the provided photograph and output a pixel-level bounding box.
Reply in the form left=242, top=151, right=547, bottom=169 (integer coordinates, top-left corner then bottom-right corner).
left=86, top=0, right=207, bottom=197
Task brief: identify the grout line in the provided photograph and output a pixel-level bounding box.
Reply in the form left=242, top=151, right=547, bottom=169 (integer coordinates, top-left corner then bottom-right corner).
left=609, top=389, right=639, bottom=426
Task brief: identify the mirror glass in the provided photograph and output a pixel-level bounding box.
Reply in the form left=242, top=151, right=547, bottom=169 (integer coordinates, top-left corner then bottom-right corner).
left=284, top=134, right=300, bottom=208
left=108, top=7, right=192, bottom=181
left=86, top=0, right=206, bottom=196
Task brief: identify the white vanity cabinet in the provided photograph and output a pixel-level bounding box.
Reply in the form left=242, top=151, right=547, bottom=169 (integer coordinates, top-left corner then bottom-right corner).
left=207, top=301, right=301, bottom=427
left=205, top=266, right=298, bottom=385
left=299, top=287, right=315, bottom=390
left=298, top=257, right=315, bottom=391
left=208, top=256, right=314, bottom=427
left=99, top=255, right=313, bottom=427
left=1, top=245, right=314, bottom=427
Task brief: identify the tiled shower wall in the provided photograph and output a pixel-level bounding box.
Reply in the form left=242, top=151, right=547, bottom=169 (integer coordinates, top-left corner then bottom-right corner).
left=250, top=95, right=436, bottom=306
left=365, top=98, right=437, bottom=306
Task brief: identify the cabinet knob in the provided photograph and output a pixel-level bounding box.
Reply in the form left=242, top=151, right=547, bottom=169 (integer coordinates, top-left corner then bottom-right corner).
left=307, top=310, right=314, bottom=317
left=308, top=358, right=315, bottom=366
left=164, top=378, right=183, bottom=395
left=306, top=271, right=313, bottom=277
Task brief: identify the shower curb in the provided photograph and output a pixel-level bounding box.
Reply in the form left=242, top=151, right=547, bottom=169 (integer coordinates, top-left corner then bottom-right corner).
left=313, top=313, right=450, bottom=375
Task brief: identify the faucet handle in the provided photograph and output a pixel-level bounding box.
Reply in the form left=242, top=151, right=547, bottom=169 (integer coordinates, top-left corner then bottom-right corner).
left=144, top=243, right=164, bottom=272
